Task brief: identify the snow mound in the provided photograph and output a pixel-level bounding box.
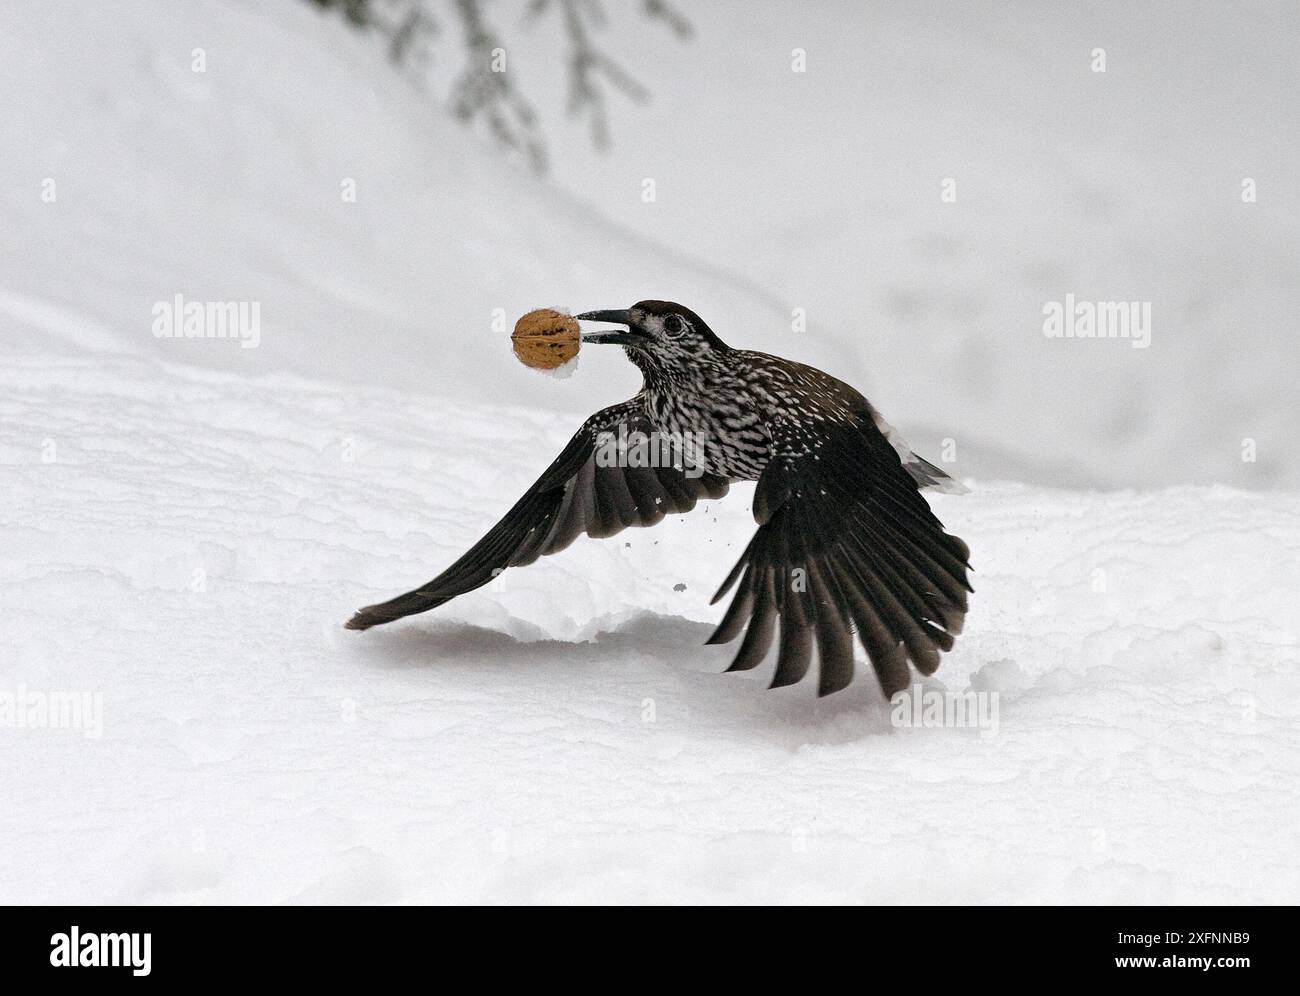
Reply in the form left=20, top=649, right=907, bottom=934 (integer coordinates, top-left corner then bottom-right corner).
left=0, top=0, right=862, bottom=418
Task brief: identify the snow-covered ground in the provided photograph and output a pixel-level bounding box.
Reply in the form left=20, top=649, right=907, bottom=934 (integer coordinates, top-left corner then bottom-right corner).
left=2, top=1, right=1297, bottom=904
left=5, top=352, right=1298, bottom=904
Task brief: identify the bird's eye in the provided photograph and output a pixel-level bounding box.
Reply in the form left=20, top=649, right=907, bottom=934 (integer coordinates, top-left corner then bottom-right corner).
left=662, top=315, right=685, bottom=337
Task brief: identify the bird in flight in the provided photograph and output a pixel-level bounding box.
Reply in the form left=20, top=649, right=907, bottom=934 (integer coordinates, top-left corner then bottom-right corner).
left=347, top=301, right=972, bottom=698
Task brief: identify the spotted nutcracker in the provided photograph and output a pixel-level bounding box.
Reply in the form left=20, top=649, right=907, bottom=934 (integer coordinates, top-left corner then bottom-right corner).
left=347, top=300, right=972, bottom=698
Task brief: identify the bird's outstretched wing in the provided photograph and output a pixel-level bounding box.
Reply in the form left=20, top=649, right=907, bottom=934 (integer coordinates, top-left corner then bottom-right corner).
left=346, top=399, right=730, bottom=630
left=707, top=411, right=972, bottom=697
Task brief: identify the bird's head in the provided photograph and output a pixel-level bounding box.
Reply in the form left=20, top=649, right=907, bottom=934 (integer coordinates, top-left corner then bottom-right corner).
left=575, top=300, right=730, bottom=383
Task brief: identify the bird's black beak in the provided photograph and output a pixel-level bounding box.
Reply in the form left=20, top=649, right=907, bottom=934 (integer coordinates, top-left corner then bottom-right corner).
left=575, top=309, right=646, bottom=346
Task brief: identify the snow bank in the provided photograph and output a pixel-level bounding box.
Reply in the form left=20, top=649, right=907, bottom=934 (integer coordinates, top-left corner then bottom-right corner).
left=0, top=0, right=862, bottom=419
left=538, top=1, right=1300, bottom=491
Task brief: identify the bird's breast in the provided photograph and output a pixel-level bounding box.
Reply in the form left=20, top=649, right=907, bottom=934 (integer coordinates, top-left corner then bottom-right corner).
left=645, top=385, right=770, bottom=481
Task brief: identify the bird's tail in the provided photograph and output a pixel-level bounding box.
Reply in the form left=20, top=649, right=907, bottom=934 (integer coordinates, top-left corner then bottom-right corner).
left=903, top=452, right=969, bottom=495
left=868, top=408, right=969, bottom=495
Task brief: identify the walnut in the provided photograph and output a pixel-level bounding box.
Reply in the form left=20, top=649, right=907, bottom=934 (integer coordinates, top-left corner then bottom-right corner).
left=511, top=308, right=580, bottom=370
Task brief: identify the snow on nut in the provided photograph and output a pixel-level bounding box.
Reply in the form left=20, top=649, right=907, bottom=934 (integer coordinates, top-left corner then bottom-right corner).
left=511, top=308, right=580, bottom=370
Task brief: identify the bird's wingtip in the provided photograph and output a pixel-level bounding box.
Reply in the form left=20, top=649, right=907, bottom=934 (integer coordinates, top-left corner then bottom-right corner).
left=344, top=609, right=377, bottom=631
